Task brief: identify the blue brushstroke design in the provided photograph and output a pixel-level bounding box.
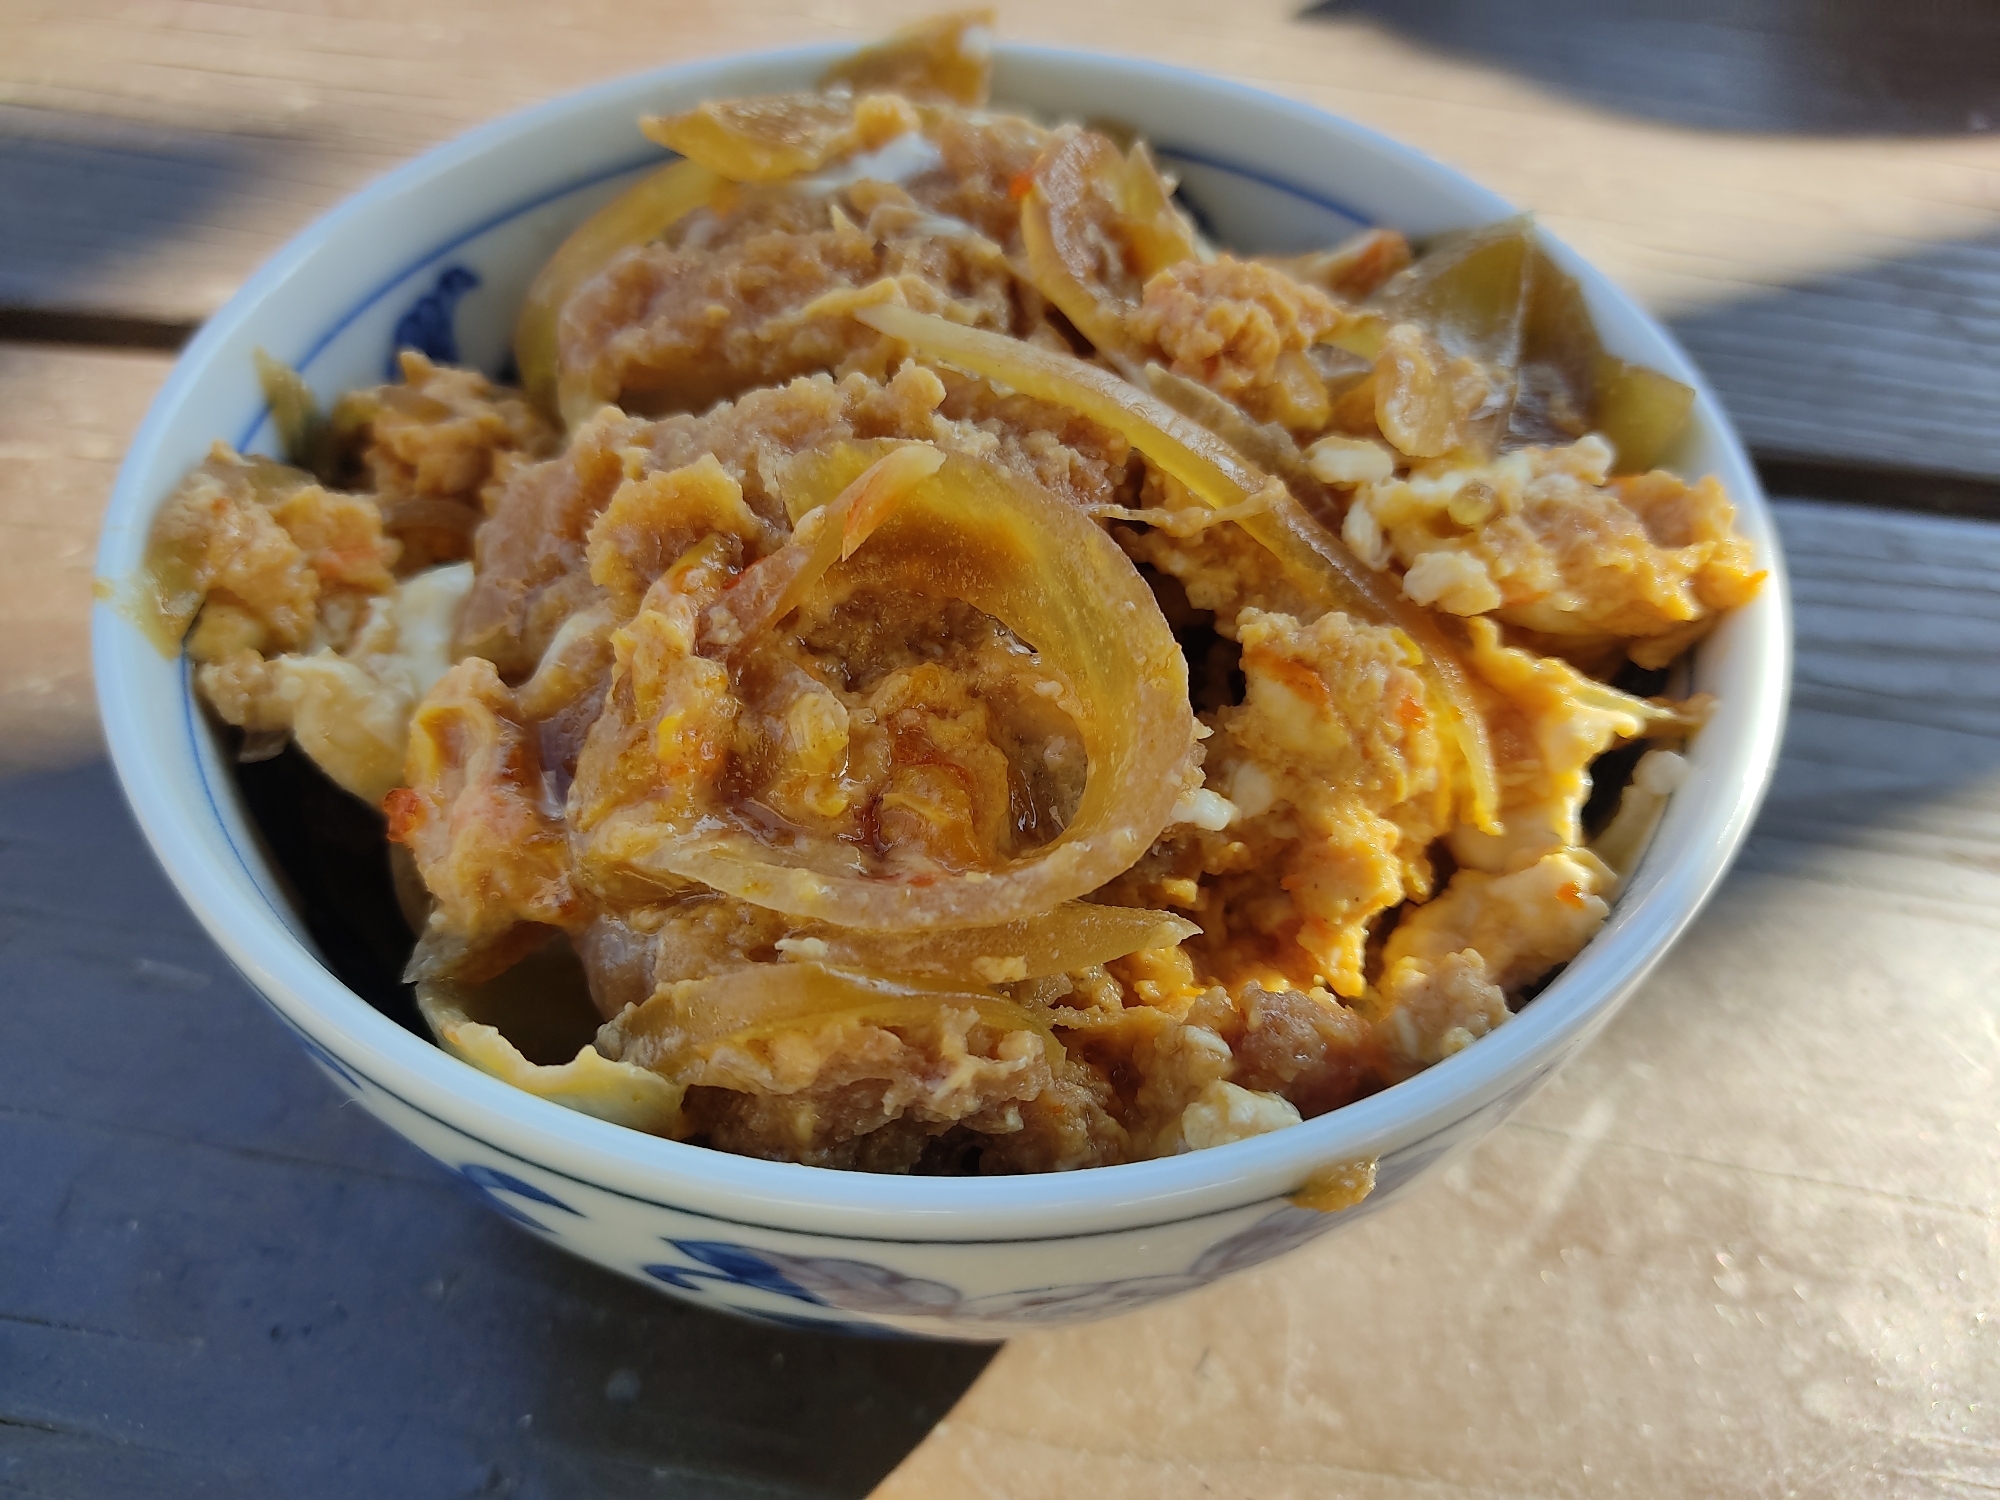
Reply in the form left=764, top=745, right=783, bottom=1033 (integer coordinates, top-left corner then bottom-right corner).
left=388, top=264, right=480, bottom=376
left=457, top=1162, right=583, bottom=1231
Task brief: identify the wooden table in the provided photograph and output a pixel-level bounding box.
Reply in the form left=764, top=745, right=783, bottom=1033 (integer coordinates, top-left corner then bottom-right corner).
left=4, top=3, right=1997, bottom=1494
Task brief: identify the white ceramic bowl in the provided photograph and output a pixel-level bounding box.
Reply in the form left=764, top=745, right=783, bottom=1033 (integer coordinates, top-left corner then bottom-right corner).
left=92, top=42, right=1790, bottom=1338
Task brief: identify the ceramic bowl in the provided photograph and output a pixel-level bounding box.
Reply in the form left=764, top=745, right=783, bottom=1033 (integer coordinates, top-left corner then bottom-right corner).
left=92, top=42, right=1790, bottom=1339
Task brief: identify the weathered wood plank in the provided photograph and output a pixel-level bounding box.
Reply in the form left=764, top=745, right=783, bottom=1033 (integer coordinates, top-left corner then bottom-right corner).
left=872, top=499, right=2000, bottom=1498
left=1675, top=238, right=2000, bottom=481
left=0, top=343, right=166, bottom=775
left=878, top=1129, right=1997, bottom=1498
left=0, top=759, right=997, bottom=1497
left=9, top=0, right=2000, bottom=472
left=1305, top=0, right=2000, bottom=137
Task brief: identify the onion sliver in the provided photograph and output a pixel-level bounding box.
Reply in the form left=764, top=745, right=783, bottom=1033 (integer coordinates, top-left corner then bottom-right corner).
left=1140, top=363, right=1333, bottom=516
left=610, top=962, right=1062, bottom=1071
left=416, top=979, right=685, bottom=1134
left=609, top=441, right=1197, bottom=928
left=1020, top=186, right=1141, bottom=364
left=786, top=902, right=1199, bottom=984
left=513, top=157, right=721, bottom=419
left=643, top=93, right=860, bottom=184
left=699, top=442, right=943, bottom=654
left=855, top=303, right=1502, bottom=831
left=1017, top=132, right=1195, bottom=369
left=817, top=8, right=996, bottom=105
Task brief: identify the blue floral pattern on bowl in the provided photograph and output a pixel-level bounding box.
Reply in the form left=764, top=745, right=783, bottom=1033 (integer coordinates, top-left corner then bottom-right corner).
left=345, top=1086, right=1516, bottom=1338
left=457, top=1162, right=583, bottom=1231
left=639, top=1204, right=1336, bottom=1325
left=387, top=265, right=480, bottom=376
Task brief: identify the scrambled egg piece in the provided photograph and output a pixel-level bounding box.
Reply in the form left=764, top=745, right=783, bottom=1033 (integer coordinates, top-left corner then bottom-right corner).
left=151, top=446, right=466, bottom=800
left=346, top=352, right=557, bottom=571
left=221, top=563, right=473, bottom=803
left=1117, top=470, right=1319, bottom=634
left=392, top=658, right=585, bottom=979
left=1202, top=607, right=1451, bottom=998
left=1452, top=616, right=1694, bottom=874
left=1129, top=256, right=1360, bottom=433
left=152, top=376, right=555, bottom=804
left=1180, top=1079, right=1302, bottom=1150
left=1373, top=847, right=1614, bottom=1068
left=1344, top=434, right=1762, bottom=650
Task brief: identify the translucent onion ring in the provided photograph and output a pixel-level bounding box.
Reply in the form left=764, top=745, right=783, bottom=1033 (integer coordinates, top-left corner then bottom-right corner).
left=642, top=93, right=861, bottom=185
left=1019, top=185, right=1140, bottom=364
left=512, top=157, right=722, bottom=419
left=784, top=901, right=1200, bottom=984
left=1017, top=132, right=1196, bottom=369
left=601, top=441, right=1198, bottom=928
left=608, top=961, right=1063, bottom=1072
left=854, top=302, right=1502, bottom=831
left=415, top=976, right=685, bottom=1134
left=817, top=8, right=997, bottom=106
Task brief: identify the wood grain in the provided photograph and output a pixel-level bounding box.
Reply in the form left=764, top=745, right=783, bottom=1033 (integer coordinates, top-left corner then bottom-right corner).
left=1305, top=0, right=2000, bottom=138
left=0, top=759, right=997, bottom=1497
left=8, top=0, right=2000, bottom=473
left=0, top=342, right=167, bottom=774
left=871, top=500, right=2000, bottom=1499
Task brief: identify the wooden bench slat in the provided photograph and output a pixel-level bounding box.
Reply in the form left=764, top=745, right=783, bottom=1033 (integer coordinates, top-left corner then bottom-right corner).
left=0, top=343, right=165, bottom=774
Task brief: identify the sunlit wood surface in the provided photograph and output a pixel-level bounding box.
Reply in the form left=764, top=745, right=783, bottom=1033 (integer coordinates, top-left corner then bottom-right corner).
left=2, top=2, right=1996, bottom=1494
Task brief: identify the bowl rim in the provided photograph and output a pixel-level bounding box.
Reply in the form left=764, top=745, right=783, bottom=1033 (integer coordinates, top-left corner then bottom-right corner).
left=92, top=39, right=1792, bottom=1242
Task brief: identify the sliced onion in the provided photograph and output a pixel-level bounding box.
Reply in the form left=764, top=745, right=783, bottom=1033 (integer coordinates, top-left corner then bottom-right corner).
left=1018, top=131, right=1196, bottom=368
left=1376, top=220, right=1696, bottom=469
left=253, top=349, right=333, bottom=478
left=1593, top=354, right=1695, bottom=473
left=1378, top=218, right=1532, bottom=372
left=697, top=443, right=944, bottom=655
left=1020, top=188, right=1138, bottom=363
left=642, top=93, right=861, bottom=184
left=855, top=303, right=1502, bottom=829
left=513, top=157, right=721, bottom=417
left=611, top=961, right=1062, bottom=1070
left=600, top=441, right=1197, bottom=927
left=1262, top=228, right=1412, bottom=302
left=1140, top=363, right=1337, bottom=521
left=817, top=8, right=997, bottom=105
left=417, top=979, right=685, bottom=1133
left=785, top=902, right=1199, bottom=983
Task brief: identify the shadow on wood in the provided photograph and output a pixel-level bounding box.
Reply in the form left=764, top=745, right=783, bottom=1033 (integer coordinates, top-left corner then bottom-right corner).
left=1670, top=225, right=2000, bottom=486
left=1298, top=0, right=2000, bottom=136
left=0, top=760, right=995, bottom=1499
left=0, top=104, right=311, bottom=331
